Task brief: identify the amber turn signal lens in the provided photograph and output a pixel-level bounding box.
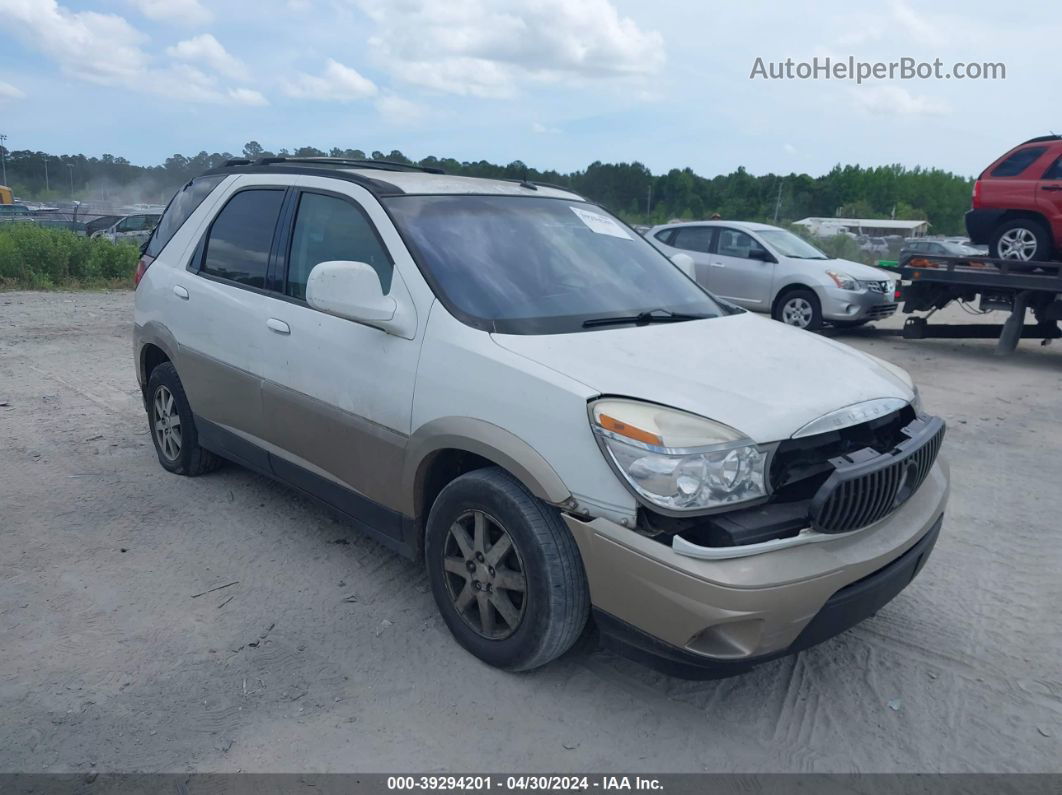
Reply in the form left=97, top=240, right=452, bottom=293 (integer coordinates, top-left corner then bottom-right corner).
left=597, top=413, right=663, bottom=446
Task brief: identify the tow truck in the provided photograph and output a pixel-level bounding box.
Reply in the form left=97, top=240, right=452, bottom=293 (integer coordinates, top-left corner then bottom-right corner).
left=899, top=254, right=1062, bottom=355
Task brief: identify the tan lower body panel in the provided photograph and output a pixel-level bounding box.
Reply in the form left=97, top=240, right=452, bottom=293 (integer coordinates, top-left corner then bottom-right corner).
left=260, top=380, right=408, bottom=514
left=565, top=460, right=949, bottom=659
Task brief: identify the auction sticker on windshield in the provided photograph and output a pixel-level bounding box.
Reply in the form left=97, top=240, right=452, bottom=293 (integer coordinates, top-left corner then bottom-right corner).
left=570, top=206, right=632, bottom=239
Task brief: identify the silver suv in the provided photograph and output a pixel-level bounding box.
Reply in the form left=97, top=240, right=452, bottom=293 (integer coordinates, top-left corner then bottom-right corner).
left=133, top=158, right=948, bottom=678
left=649, top=220, right=898, bottom=330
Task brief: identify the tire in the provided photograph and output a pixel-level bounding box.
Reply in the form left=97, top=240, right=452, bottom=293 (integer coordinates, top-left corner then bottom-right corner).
left=145, top=362, right=222, bottom=476
left=424, top=467, right=589, bottom=672
left=773, top=288, right=823, bottom=331
left=990, top=218, right=1053, bottom=264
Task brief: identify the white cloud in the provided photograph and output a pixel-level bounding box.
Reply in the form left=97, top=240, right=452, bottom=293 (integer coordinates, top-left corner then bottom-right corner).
left=531, top=122, right=561, bottom=135
left=167, top=34, right=248, bottom=81
left=375, top=94, right=424, bottom=124
left=0, top=80, right=26, bottom=103
left=354, top=0, right=664, bottom=97
left=850, top=85, right=948, bottom=117
left=128, top=0, right=211, bottom=27
left=0, top=1, right=264, bottom=106
left=229, top=88, right=269, bottom=106
left=2, top=0, right=152, bottom=87
left=281, top=59, right=377, bottom=101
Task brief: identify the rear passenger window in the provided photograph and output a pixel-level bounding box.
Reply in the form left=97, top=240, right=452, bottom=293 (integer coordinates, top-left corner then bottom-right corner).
left=145, top=174, right=225, bottom=258
left=991, top=146, right=1047, bottom=177
left=201, top=189, right=285, bottom=288
left=670, top=226, right=715, bottom=254
left=1042, top=157, right=1062, bottom=180
left=286, top=192, right=392, bottom=300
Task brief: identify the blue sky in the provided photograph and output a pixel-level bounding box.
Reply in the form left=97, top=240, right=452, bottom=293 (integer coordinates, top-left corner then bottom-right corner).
left=0, top=0, right=1057, bottom=178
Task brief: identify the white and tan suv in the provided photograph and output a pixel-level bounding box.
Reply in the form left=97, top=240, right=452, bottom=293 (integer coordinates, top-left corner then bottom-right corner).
left=133, top=158, right=949, bottom=678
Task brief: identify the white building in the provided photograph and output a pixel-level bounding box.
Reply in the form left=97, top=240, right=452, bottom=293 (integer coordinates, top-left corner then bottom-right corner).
left=794, top=217, right=929, bottom=238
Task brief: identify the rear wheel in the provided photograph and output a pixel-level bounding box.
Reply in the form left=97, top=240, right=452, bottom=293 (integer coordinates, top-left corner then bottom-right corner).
left=990, top=219, right=1052, bottom=264
left=773, top=288, right=823, bottom=331
left=146, top=362, right=222, bottom=476
left=425, top=467, right=589, bottom=671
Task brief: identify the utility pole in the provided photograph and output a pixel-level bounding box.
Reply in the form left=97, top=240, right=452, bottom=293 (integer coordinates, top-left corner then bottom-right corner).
left=0, top=133, right=7, bottom=185
left=43, top=157, right=49, bottom=192
left=772, top=178, right=784, bottom=224
left=646, top=183, right=653, bottom=215
left=66, top=163, right=74, bottom=198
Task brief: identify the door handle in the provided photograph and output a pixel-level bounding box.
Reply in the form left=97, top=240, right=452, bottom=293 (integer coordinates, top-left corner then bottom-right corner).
left=266, top=318, right=291, bottom=335
left=710, top=261, right=725, bottom=267
left=172, top=285, right=189, bottom=300
left=1041, top=185, right=1062, bottom=191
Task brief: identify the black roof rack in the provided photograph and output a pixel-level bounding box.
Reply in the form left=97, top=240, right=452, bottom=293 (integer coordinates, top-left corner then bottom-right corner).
left=1021, top=134, right=1062, bottom=144
left=205, top=158, right=584, bottom=200
left=250, top=156, right=445, bottom=174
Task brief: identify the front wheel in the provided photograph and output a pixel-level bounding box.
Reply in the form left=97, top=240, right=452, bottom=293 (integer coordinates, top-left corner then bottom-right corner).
left=425, top=467, right=589, bottom=672
left=773, top=289, right=823, bottom=331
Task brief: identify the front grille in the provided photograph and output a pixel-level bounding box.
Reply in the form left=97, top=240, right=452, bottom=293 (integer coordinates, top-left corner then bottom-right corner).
left=862, top=279, right=893, bottom=294
left=868, top=303, right=897, bottom=318
left=810, top=416, right=945, bottom=533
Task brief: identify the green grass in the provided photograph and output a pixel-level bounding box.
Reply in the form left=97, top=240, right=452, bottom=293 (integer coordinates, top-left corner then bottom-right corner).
left=0, top=223, right=140, bottom=290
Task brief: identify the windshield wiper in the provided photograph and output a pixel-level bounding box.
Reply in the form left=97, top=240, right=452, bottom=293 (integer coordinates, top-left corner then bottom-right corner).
left=582, top=308, right=712, bottom=328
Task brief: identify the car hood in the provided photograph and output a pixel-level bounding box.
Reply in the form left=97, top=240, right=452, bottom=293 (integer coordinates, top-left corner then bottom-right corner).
left=491, top=312, right=913, bottom=443
left=822, top=258, right=897, bottom=281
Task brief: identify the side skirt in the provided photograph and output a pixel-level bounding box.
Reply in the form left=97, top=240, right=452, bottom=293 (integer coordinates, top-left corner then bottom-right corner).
left=196, top=416, right=418, bottom=559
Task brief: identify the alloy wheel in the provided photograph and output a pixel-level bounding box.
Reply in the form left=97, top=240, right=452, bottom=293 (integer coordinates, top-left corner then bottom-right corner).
left=441, top=509, right=528, bottom=640
left=782, top=297, right=814, bottom=328
left=998, top=228, right=1038, bottom=260
left=153, top=385, right=182, bottom=462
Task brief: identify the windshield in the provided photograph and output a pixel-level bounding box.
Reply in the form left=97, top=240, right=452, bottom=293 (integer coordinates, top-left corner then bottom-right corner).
left=757, top=229, right=829, bottom=259
left=385, top=195, right=723, bottom=334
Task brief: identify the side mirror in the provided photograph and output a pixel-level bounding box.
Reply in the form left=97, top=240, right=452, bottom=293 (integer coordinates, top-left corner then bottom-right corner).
left=670, top=252, right=695, bottom=279
left=747, top=249, right=774, bottom=262
left=306, top=260, right=397, bottom=324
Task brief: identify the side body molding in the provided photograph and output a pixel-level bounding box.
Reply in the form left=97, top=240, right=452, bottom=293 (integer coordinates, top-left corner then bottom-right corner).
left=403, top=417, right=572, bottom=515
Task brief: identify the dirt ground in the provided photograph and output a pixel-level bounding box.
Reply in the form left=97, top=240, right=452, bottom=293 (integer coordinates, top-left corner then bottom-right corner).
left=1, top=290, right=1060, bottom=774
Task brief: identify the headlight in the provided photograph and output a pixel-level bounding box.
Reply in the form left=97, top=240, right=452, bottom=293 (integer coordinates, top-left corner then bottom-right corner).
left=826, top=270, right=858, bottom=290
left=589, top=399, right=769, bottom=513
left=911, top=385, right=924, bottom=414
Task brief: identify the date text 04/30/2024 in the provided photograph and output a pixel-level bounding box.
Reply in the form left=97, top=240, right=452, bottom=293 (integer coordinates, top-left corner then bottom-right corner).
left=386, top=776, right=664, bottom=791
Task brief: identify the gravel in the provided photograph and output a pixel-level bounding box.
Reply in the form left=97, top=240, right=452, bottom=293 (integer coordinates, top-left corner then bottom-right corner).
left=1, top=290, right=1060, bottom=773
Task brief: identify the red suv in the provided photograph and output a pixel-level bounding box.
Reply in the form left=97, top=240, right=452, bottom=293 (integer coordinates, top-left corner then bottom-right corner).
left=966, top=135, right=1062, bottom=263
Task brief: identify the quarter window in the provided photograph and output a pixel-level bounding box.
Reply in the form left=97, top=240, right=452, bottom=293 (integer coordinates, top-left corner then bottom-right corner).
left=145, top=174, right=225, bottom=258
left=990, top=146, right=1047, bottom=177
left=201, top=189, right=285, bottom=288
left=286, top=192, right=392, bottom=300
left=717, top=229, right=768, bottom=260
left=670, top=226, right=715, bottom=254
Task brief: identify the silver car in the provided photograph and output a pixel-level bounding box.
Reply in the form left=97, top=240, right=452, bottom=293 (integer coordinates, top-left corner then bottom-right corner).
left=90, top=213, right=161, bottom=246
left=648, top=220, right=898, bottom=330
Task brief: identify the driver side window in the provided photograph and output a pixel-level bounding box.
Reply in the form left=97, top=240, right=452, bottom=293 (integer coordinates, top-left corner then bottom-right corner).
left=285, top=192, right=393, bottom=300
left=717, top=229, right=767, bottom=260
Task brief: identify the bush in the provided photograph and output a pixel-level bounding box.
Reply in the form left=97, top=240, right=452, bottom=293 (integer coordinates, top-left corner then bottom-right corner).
left=0, top=223, right=140, bottom=289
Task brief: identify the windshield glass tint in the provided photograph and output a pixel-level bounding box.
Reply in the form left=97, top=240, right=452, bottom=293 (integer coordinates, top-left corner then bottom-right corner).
left=758, top=229, right=828, bottom=259
left=385, top=195, right=722, bottom=334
